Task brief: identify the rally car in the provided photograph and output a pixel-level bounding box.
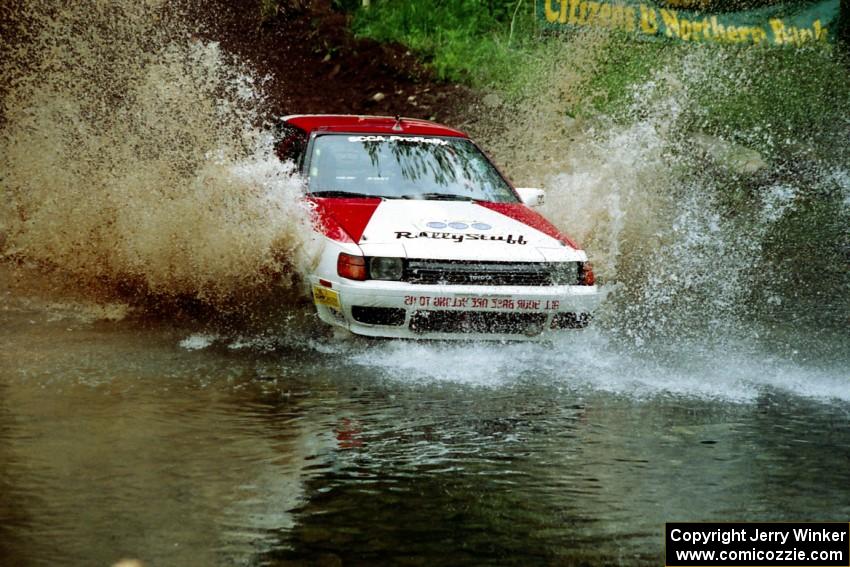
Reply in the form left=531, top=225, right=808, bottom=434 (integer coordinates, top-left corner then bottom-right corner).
left=277, top=115, right=600, bottom=340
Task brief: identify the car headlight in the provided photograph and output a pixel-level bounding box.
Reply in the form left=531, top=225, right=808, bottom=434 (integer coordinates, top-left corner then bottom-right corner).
left=550, top=262, right=579, bottom=285
left=369, top=257, right=404, bottom=281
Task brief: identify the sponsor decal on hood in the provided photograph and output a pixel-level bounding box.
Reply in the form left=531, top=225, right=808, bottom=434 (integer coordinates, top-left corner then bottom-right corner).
left=360, top=200, right=575, bottom=262
left=395, top=231, right=528, bottom=245
left=361, top=201, right=567, bottom=247
left=311, top=198, right=586, bottom=262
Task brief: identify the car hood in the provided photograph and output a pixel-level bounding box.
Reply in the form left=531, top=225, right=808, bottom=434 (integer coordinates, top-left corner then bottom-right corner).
left=314, top=198, right=585, bottom=262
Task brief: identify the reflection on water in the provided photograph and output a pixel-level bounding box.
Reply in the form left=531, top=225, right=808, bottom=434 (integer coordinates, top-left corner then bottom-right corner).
left=0, top=322, right=329, bottom=566
left=1, top=293, right=849, bottom=566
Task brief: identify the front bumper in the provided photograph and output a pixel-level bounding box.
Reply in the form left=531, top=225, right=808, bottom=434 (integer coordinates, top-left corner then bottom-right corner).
left=310, top=277, right=602, bottom=340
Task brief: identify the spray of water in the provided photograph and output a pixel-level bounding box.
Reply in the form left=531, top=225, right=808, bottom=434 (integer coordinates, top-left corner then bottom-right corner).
left=0, top=0, right=316, bottom=310
left=475, top=32, right=850, bottom=350
left=1, top=2, right=847, bottom=401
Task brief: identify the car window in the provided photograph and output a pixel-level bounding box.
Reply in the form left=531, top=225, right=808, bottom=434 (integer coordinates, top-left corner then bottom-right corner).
left=306, top=134, right=518, bottom=203
left=276, top=123, right=308, bottom=168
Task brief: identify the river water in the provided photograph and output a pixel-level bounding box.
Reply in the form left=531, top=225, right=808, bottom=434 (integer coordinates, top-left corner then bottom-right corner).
left=2, top=270, right=848, bottom=566
left=2, top=1, right=849, bottom=565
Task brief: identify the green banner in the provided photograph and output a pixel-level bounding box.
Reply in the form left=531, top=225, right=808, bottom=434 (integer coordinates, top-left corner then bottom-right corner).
left=537, top=0, right=840, bottom=45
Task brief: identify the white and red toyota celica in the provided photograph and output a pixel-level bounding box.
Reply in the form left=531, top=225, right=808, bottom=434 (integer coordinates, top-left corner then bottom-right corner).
left=277, top=115, right=600, bottom=340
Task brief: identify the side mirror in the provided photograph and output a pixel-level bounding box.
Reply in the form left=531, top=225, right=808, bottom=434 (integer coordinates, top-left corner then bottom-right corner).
left=516, top=187, right=545, bottom=208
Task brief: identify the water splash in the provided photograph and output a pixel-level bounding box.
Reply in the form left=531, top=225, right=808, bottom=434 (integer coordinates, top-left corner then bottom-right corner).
left=476, top=35, right=850, bottom=346
left=344, top=334, right=850, bottom=404
left=0, top=0, right=316, bottom=309
left=1, top=3, right=847, bottom=404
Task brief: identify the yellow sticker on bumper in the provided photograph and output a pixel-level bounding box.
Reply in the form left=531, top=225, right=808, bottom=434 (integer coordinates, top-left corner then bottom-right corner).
left=312, top=285, right=341, bottom=309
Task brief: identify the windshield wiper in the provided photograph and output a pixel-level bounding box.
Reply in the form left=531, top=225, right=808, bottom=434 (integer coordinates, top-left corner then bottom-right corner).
left=408, top=192, right=475, bottom=201
left=310, top=190, right=379, bottom=199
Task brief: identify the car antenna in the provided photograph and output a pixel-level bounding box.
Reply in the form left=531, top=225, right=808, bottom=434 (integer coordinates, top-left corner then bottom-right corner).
left=392, top=115, right=404, bottom=132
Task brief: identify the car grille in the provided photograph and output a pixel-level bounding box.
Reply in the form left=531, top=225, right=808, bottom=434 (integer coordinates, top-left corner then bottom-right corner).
left=409, top=310, right=548, bottom=335
left=404, top=259, right=577, bottom=286
left=351, top=306, right=406, bottom=326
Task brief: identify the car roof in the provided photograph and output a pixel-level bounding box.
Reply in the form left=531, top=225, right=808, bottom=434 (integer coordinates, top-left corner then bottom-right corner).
left=282, top=114, right=469, bottom=138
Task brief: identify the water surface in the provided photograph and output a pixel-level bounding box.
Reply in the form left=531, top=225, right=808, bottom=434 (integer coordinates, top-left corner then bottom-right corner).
left=2, top=295, right=847, bottom=567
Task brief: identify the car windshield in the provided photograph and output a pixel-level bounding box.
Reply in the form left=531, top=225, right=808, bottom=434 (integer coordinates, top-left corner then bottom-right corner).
left=306, top=134, right=518, bottom=202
